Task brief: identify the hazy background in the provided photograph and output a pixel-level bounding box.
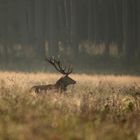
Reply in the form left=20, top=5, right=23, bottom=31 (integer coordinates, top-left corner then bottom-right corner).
left=0, top=0, right=140, bottom=74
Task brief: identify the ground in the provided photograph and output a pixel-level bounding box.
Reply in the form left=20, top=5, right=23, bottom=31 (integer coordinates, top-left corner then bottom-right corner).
left=0, top=72, right=140, bottom=140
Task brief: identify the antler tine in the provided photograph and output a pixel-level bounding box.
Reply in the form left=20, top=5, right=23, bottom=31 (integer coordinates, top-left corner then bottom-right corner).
left=56, top=59, right=67, bottom=74
left=66, top=65, right=73, bottom=75
left=57, top=60, right=73, bottom=75
left=46, top=57, right=61, bottom=73
left=46, top=56, right=73, bottom=75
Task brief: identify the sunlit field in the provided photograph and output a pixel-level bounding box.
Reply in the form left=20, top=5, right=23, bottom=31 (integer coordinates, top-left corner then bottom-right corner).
left=0, top=72, right=140, bottom=140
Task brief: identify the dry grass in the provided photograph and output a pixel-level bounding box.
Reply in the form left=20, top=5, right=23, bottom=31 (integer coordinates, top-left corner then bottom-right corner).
left=0, top=72, right=140, bottom=140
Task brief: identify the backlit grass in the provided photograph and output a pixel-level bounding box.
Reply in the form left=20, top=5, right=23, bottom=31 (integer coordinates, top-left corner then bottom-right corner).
left=0, top=72, right=140, bottom=140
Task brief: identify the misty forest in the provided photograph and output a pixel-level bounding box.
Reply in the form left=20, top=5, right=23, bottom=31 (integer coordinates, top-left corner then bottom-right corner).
left=0, top=1, right=140, bottom=140
left=0, top=0, right=140, bottom=73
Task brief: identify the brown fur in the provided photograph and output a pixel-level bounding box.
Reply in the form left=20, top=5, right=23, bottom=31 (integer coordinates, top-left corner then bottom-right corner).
left=31, top=75, right=76, bottom=94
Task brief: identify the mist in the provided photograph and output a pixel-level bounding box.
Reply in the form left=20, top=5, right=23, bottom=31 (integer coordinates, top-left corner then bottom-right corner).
left=0, top=0, right=140, bottom=74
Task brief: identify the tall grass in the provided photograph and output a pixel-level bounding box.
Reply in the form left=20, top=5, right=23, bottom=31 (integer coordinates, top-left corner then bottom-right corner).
left=0, top=72, right=140, bottom=140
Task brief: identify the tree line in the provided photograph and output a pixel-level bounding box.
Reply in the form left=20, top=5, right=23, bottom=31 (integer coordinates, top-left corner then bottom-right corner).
left=0, top=0, right=139, bottom=69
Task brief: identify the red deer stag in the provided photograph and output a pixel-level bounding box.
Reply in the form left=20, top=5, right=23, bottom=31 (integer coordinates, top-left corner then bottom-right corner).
left=31, top=57, right=76, bottom=94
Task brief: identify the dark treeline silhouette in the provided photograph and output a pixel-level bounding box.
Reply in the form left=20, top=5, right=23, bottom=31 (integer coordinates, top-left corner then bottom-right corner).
left=0, top=0, right=140, bottom=73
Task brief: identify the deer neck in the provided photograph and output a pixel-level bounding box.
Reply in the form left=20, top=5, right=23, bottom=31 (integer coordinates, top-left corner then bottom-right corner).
left=55, top=77, right=67, bottom=89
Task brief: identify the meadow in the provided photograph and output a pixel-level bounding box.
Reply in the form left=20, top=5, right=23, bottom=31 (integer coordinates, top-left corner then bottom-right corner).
left=0, top=72, right=140, bottom=140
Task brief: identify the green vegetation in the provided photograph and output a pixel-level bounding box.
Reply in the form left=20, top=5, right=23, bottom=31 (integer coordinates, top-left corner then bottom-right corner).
left=0, top=72, right=140, bottom=140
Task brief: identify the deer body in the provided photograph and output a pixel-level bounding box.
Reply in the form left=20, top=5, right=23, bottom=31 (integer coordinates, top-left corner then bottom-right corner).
left=31, top=84, right=56, bottom=93
left=31, top=76, right=76, bottom=93
left=31, top=58, right=76, bottom=94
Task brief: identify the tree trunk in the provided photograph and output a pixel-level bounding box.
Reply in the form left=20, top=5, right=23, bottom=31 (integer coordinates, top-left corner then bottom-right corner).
left=123, top=0, right=136, bottom=63
left=113, top=0, right=123, bottom=55
left=104, top=1, right=110, bottom=56
left=70, top=0, right=79, bottom=56
left=47, top=0, right=59, bottom=56
left=88, top=0, right=93, bottom=41
left=34, top=0, right=46, bottom=59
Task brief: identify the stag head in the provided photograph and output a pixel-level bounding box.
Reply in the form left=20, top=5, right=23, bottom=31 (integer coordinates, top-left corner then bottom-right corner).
left=46, top=57, right=76, bottom=91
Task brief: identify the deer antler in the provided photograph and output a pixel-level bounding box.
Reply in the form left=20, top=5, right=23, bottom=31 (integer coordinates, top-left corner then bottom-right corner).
left=46, top=57, right=73, bottom=75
